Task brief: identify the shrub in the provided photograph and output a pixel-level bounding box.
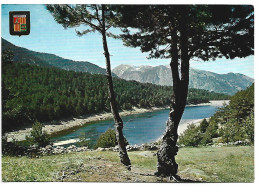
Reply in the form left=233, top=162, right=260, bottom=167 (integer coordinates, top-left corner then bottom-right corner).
left=26, top=121, right=50, bottom=147
left=200, top=118, right=219, bottom=145
left=243, top=111, right=254, bottom=143
left=199, top=119, right=209, bottom=133
left=178, top=124, right=202, bottom=147
left=95, top=128, right=128, bottom=149
left=179, top=117, right=222, bottom=146
left=200, top=126, right=216, bottom=145
left=95, top=128, right=117, bottom=148
left=219, top=118, right=246, bottom=143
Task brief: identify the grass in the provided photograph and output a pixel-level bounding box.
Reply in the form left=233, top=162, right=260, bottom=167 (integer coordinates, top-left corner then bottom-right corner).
left=2, top=146, right=254, bottom=182
left=176, top=146, right=254, bottom=182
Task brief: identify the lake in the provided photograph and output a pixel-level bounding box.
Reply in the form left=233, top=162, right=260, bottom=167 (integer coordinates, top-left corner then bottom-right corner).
left=51, top=104, right=222, bottom=146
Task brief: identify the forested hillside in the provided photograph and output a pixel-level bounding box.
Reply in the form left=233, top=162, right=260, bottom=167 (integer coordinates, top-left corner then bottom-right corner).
left=1, top=38, right=116, bottom=76
left=179, top=84, right=254, bottom=146
left=2, top=50, right=229, bottom=132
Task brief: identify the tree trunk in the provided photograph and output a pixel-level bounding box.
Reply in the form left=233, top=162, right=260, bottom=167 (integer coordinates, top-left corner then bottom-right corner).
left=156, top=83, right=188, bottom=177
left=101, top=6, right=131, bottom=170
left=156, top=7, right=189, bottom=178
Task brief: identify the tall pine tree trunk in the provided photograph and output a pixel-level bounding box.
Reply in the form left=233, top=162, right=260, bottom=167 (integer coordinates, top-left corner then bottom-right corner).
left=156, top=8, right=189, bottom=178
left=101, top=6, right=131, bottom=169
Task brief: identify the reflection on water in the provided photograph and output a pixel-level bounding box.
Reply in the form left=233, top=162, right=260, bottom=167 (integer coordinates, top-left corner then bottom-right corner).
left=52, top=105, right=220, bottom=146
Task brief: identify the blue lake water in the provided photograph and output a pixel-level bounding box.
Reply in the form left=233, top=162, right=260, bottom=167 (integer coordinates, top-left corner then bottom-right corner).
left=51, top=105, right=221, bottom=146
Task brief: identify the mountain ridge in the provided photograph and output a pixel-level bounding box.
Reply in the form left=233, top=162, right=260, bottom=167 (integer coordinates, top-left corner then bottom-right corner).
left=113, top=64, right=254, bottom=95
left=2, top=38, right=253, bottom=95
left=1, top=38, right=116, bottom=76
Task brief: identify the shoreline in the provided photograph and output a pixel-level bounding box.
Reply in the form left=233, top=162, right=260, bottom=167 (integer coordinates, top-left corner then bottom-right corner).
left=155, top=100, right=230, bottom=143
left=5, top=100, right=229, bottom=142
left=6, top=106, right=168, bottom=142
left=178, top=118, right=210, bottom=135
left=154, top=118, right=210, bottom=143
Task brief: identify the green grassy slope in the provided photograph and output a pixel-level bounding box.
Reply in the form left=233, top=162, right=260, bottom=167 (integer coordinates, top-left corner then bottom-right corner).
left=2, top=146, right=254, bottom=182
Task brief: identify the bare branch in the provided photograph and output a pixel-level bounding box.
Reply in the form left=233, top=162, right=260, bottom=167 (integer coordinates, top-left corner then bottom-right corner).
left=82, top=17, right=101, bottom=31
left=105, top=24, right=112, bottom=31
left=94, top=5, right=102, bottom=27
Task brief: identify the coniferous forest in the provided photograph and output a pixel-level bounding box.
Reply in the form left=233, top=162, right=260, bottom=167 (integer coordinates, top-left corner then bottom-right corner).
left=2, top=50, right=229, bottom=132
left=179, top=83, right=254, bottom=146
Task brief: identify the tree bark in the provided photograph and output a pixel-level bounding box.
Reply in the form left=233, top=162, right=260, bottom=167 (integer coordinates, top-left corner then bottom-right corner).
left=155, top=68, right=188, bottom=177
left=101, top=6, right=131, bottom=170
left=156, top=7, right=189, bottom=178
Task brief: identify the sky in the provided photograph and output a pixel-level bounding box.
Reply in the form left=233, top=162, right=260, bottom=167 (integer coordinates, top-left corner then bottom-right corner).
left=1, top=4, right=254, bottom=78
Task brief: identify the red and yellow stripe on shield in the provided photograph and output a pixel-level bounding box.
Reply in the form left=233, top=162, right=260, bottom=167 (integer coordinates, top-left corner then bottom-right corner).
left=13, top=16, right=26, bottom=32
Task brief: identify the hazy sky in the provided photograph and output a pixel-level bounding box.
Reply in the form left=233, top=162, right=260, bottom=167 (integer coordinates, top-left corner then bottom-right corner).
left=1, top=4, right=254, bottom=78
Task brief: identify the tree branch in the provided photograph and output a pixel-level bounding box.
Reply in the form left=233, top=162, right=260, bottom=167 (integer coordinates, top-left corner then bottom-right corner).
left=82, top=17, right=101, bottom=31
left=95, top=5, right=102, bottom=27
left=105, top=24, right=112, bottom=31
left=169, top=17, right=180, bottom=86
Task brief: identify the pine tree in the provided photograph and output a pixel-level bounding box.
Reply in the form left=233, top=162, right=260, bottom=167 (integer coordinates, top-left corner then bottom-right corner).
left=115, top=5, right=254, bottom=177
left=46, top=4, right=131, bottom=168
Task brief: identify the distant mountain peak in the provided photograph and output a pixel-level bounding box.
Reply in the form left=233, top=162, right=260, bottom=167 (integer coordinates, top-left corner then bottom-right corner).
left=112, top=64, right=254, bottom=95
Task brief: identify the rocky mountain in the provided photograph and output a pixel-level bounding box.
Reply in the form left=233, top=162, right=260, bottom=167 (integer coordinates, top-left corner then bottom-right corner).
left=112, top=64, right=254, bottom=95
left=2, top=38, right=253, bottom=95
left=2, top=38, right=116, bottom=76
